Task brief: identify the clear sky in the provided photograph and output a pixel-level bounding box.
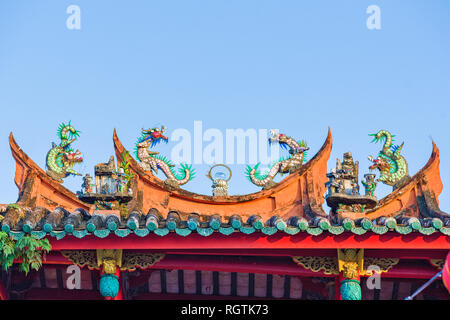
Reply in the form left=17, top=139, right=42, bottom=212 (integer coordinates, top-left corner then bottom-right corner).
left=0, top=1, right=449, bottom=212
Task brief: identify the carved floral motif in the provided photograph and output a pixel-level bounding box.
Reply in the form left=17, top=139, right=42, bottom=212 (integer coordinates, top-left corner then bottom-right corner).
left=61, top=250, right=97, bottom=269
left=292, top=256, right=339, bottom=275
left=429, top=259, right=444, bottom=270
left=61, top=250, right=165, bottom=272
left=120, top=252, right=165, bottom=271
left=292, top=254, right=399, bottom=276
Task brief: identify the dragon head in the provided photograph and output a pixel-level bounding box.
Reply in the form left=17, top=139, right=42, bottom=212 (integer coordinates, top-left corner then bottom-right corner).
left=368, top=155, right=390, bottom=174
left=64, top=149, right=83, bottom=164
left=139, top=126, right=168, bottom=147
left=269, top=129, right=309, bottom=154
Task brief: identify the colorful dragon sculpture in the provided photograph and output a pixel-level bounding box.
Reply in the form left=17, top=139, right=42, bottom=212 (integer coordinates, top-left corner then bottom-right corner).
left=46, top=122, right=83, bottom=183
left=134, top=126, right=195, bottom=187
left=245, top=130, right=309, bottom=189
left=368, top=130, right=410, bottom=189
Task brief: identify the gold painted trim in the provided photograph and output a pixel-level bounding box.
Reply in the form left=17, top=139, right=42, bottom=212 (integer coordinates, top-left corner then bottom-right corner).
left=292, top=254, right=399, bottom=277
left=292, top=256, right=339, bottom=275
left=120, top=252, right=165, bottom=271
left=61, top=250, right=98, bottom=269
left=97, top=249, right=123, bottom=274
left=363, top=258, right=399, bottom=275
left=61, top=250, right=165, bottom=272
left=429, top=259, right=444, bottom=270
left=338, top=249, right=364, bottom=279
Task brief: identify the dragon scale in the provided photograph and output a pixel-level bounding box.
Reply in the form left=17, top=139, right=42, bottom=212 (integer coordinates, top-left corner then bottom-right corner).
left=46, top=122, right=83, bottom=183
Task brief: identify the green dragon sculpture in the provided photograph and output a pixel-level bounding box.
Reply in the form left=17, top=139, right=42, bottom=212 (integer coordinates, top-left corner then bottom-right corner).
left=368, top=130, right=410, bottom=189
left=245, top=130, right=309, bottom=190
left=135, top=126, right=195, bottom=188
left=46, top=122, right=83, bottom=183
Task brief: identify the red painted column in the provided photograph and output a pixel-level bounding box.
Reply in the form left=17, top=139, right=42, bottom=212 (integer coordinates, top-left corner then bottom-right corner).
left=112, top=269, right=124, bottom=300
left=0, top=280, right=8, bottom=300
left=334, top=276, right=341, bottom=300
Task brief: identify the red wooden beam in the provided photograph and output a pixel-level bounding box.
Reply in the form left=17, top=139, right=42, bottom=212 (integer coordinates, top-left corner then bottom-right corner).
left=48, top=232, right=450, bottom=250
left=382, top=261, right=440, bottom=279
left=133, top=248, right=449, bottom=260
left=364, top=249, right=449, bottom=260
left=41, top=248, right=449, bottom=266
left=41, top=254, right=322, bottom=277
left=37, top=250, right=337, bottom=266
left=146, top=255, right=442, bottom=279
left=150, top=255, right=320, bottom=277
left=40, top=252, right=444, bottom=280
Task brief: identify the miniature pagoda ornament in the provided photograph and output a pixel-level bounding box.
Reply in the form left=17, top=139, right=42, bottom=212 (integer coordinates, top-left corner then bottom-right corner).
left=116, top=168, right=127, bottom=194
left=206, top=164, right=232, bottom=197
left=78, top=156, right=132, bottom=211
left=81, top=174, right=94, bottom=194
left=336, top=152, right=359, bottom=195
left=325, top=168, right=342, bottom=194
left=134, top=125, right=195, bottom=188
left=95, top=156, right=117, bottom=194
left=368, top=130, right=410, bottom=189
left=325, top=152, right=377, bottom=218
left=245, top=130, right=309, bottom=190
left=45, top=122, right=83, bottom=182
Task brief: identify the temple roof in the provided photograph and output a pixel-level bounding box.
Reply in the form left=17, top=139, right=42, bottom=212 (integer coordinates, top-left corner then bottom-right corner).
left=1, top=128, right=449, bottom=246
left=112, top=128, right=332, bottom=221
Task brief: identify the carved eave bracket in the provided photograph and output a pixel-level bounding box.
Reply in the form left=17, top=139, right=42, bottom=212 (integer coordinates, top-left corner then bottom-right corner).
left=337, top=249, right=364, bottom=279
left=429, top=259, right=444, bottom=270
left=97, top=249, right=123, bottom=274
left=61, top=250, right=165, bottom=272
left=292, top=253, right=399, bottom=277
left=293, top=249, right=400, bottom=300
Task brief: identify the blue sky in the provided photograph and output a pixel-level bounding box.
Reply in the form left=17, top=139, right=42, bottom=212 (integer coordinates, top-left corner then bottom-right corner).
left=0, top=1, right=449, bottom=212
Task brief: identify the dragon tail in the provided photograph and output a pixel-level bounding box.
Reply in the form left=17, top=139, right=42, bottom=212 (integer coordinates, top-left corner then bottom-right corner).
left=174, top=163, right=196, bottom=185
left=369, top=130, right=395, bottom=156
left=58, top=121, right=80, bottom=147
left=245, top=162, right=276, bottom=186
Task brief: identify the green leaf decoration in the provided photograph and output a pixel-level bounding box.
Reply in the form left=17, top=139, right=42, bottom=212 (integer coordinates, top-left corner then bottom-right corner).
left=0, top=232, right=51, bottom=275
left=119, top=150, right=135, bottom=187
